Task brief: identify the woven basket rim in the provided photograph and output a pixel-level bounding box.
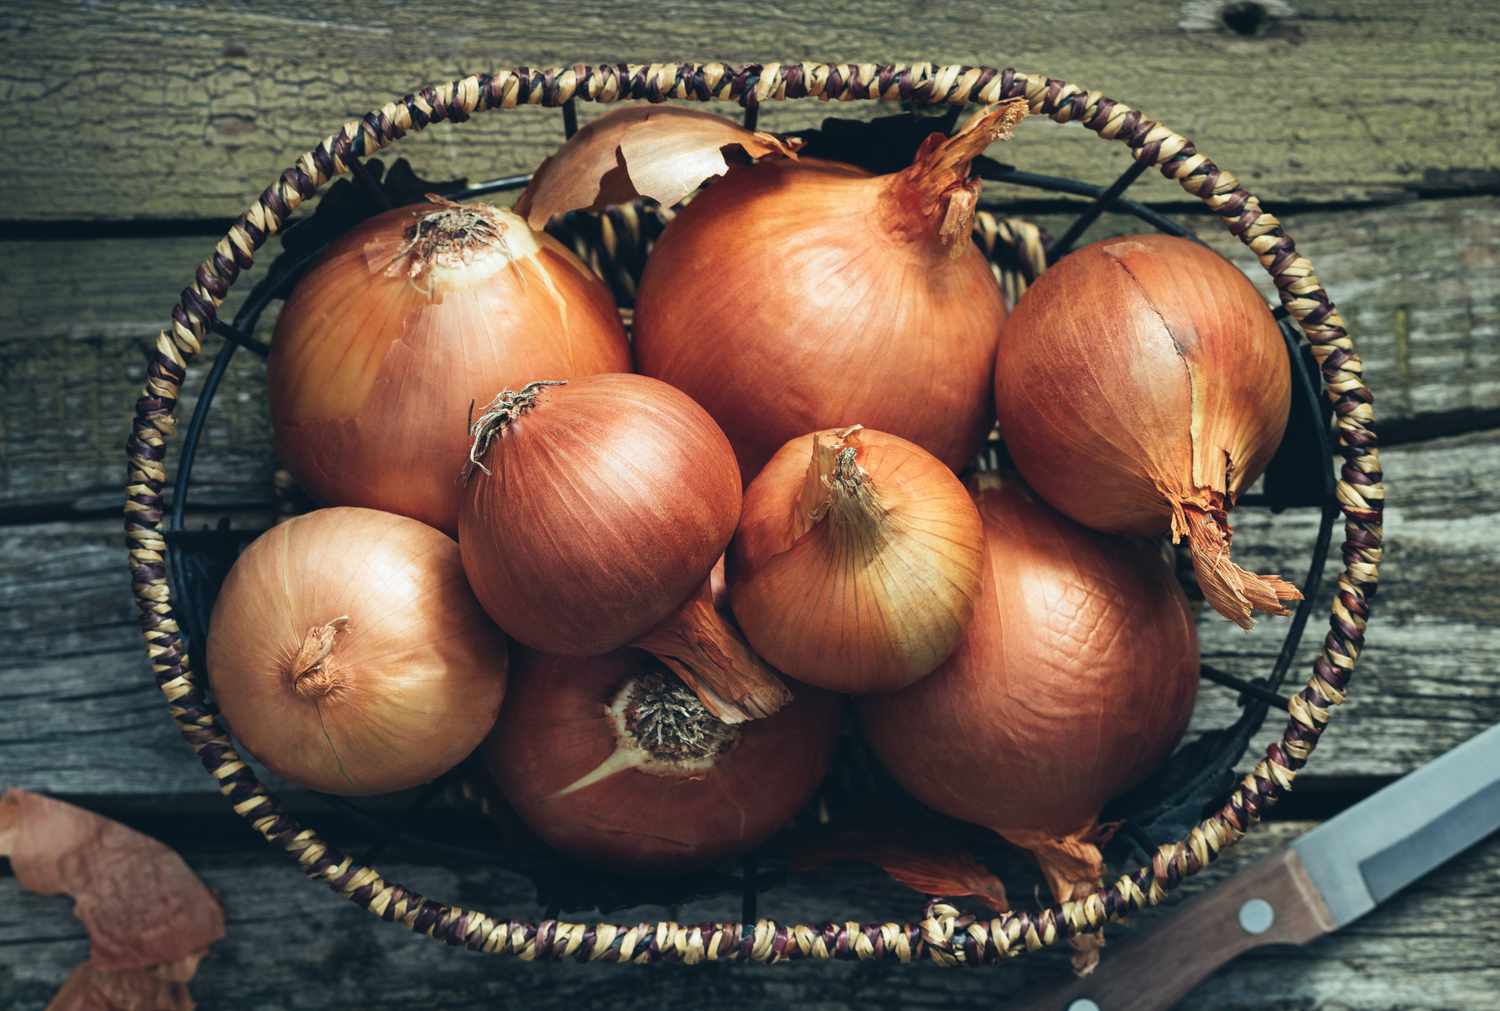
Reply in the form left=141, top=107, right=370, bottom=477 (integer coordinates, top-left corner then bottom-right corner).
left=124, top=61, right=1384, bottom=967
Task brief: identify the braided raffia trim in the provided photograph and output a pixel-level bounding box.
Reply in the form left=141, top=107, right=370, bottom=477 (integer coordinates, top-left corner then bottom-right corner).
left=127, top=63, right=1382, bottom=965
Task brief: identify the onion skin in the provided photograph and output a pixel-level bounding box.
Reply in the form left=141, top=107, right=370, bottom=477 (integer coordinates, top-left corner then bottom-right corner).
left=730, top=426, right=984, bottom=693
left=269, top=200, right=630, bottom=534
left=858, top=475, right=1198, bottom=952
left=206, top=507, right=509, bottom=796
left=485, top=650, right=842, bottom=871
left=458, top=374, right=740, bottom=657
left=995, top=233, right=1297, bottom=628
left=515, top=104, right=800, bottom=229
left=634, top=103, right=1025, bottom=481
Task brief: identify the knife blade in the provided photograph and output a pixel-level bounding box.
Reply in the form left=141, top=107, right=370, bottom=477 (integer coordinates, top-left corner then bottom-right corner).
left=1023, top=722, right=1500, bottom=1011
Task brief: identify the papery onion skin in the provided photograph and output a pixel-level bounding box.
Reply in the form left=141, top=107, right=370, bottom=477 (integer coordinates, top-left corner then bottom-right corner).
left=995, top=233, right=1296, bottom=628
left=730, top=426, right=984, bottom=693
left=515, top=104, right=800, bottom=229
left=485, top=649, right=841, bottom=871
left=858, top=473, right=1198, bottom=855
left=206, top=507, right=509, bottom=796
left=634, top=103, right=1025, bottom=481
left=269, top=200, right=630, bottom=534
left=458, top=374, right=741, bottom=657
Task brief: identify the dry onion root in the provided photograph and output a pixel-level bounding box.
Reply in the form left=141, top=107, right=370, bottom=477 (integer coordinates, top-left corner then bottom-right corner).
left=268, top=196, right=629, bottom=534
left=634, top=100, right=1027, bottom=480
left=206, top=507, right=510, bottom=795
left=858, top=474, right=1200, bottom=973
left=996, top=233, right=1299, bottom=627
left=457, top=375, right=792, bottom=723
left=730, top=426, right=984, bottom=693
left=484, top=649, right=841, bottom=871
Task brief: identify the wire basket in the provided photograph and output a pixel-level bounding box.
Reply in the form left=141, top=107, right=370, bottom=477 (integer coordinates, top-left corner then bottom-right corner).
left=127, top=62, right=1383, bottom=966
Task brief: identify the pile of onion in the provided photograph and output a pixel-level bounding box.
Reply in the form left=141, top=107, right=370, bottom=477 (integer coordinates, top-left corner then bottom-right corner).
left=996, top=233, right=1298, bottom=627
left=206, top=507, right=509, bottom=795
left=631, top=101, right=1027, bottom=479
left=730, top=425, right=984, bottom=693
left=458, top=374, right=790, bottom=723
left=268, top=196, right=630, bottom=534
left=858, top=474, right=1199, bottom=966
left=485, top=648, right=842, bottom=871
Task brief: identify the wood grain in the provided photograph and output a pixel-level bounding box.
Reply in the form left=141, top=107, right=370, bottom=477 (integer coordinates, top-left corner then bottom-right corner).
left=3, top=197, right=1495, bottom=514
left=1027, top=848, right=1336, bottom=1010
left=0, top=0, right=1496, bottom=222
left=0, top=820, right=1494, bottom=1010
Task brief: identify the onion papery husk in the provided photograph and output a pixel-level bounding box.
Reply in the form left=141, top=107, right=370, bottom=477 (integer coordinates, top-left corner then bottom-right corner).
left=858, top=473, right=1199, bottom=974
left=634, top=101, right=1025, bottom=482
left=995, top=233, right=1299, bottom=628
left=730, top=426, right=984, bottom=693
left=458, top=376, right=790, bottom=722
left=515, top=105, right=802, bottom=229
left=207, top=507, right=510, bottom=796
left=633, top=558, right=793, bottom=724
left=483, top=649, right=841, bottom=872
left=269, top=196, right=629, bottom=534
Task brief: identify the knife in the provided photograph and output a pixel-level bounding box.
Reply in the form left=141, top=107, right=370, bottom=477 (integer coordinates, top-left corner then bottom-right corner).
left=1029, top=722, right=1500, bottom=1011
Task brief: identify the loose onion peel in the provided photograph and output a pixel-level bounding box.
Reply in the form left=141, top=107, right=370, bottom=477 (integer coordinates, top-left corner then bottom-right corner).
left=515, top=104, right=802, bottom=228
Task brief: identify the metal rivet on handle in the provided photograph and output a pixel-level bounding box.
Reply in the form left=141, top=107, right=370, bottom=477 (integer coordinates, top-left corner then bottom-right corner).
left=1239, top=898, right=1275, bottom=935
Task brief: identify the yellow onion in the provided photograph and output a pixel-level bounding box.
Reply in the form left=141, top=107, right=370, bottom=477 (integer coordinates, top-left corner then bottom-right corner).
left=633, top=101, right=1027, bottom=480
left=484, top=649, right=841, bottom=872
left=515, top=104, right=800, bottom=228
left=269, top=197, right=629, bottom=534
left=729, top=426, right=984, bottom=693
left=458, top=375, right=790, bottom=723
left=206, top=507, right=509, bottom=795
left=858, top=474, right=1199, bottom=968
left=996, top=233, right=1297, bottom=627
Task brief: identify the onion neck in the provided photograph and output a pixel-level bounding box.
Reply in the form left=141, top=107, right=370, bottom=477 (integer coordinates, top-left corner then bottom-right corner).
left=1170, top=497, right=1302, bottom=629
left=551, top=663, right=742, bottom=798
left=882, top=100, right=1027, bottom=258
left=632, top=577, right=792, bottom=724
left=462, top=379, right=566, bottom=481
left=289, top=616, right=349, bottom=699
left=795, top=426, right=887, bottom=551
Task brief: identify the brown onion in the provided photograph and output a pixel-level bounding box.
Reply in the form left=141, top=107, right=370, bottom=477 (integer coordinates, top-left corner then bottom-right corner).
left=515, top=104, right=800, bottom=229
left=729, top=426, right=984, bottom=693
left=633, top=101, right=1026, bottom=480
left=485, top=649, right=841, bottom=871
left=995, top=233, right=1298, bottom=627
left=858, top=474, right=1198, bottom=962
left=269, top=197, right=629, bottom=534
left=206, top=507, right=509, bottom=795
left=458, top=375, right=790, bottom=722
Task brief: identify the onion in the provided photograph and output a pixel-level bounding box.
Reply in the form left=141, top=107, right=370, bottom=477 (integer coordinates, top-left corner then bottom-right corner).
left=995, top=233, right=1298, bottom=628
left=458, top=374, right=791, bottom=723
left=515, top=104, right=800, bottom=229
left=858, top=474, right=1199, bottom=964
left=206, top=507, right=509, bottom=795
left=269, top=197, right=630, bottom=534
left=484, top=649, right=841, bottom=871
left=633, top=101, right=1027, bottom=480
left=729, top=426, right=984, bottom=693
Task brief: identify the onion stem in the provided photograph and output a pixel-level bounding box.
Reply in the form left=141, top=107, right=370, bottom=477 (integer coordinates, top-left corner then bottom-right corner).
left=462, top=380, right=567, bottom=480
left=289, top=615, right=349, bottom=698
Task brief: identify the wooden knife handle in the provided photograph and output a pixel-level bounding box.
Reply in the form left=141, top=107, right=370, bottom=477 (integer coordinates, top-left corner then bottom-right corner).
left=1019, top=848, right=1337, bottom=1011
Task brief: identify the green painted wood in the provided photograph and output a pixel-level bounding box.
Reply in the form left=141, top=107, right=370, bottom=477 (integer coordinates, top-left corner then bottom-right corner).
left=0, top=0, right=1496, bottom=222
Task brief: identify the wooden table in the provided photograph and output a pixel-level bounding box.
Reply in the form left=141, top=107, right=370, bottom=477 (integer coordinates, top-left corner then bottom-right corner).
left=2, top=2, right=1497, bottom=1007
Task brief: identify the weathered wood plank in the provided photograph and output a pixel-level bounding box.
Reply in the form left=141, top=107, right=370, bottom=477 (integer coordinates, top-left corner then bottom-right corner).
left=1, top=429, right=1492, bottom=798
left=1, top=820, right=1495, bottom=1009
left=0, top=0, right=1497, bottom=222
left=3, top=197, right=1495, bottom=513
